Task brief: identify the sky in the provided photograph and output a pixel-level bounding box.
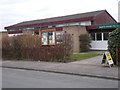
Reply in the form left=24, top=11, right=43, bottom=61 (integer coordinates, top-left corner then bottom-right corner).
left=0, top=0, right=119, bottom=31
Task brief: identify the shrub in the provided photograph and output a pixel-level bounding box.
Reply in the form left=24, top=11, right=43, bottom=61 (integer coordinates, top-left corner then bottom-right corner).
left=2, top=36, right=14, bottom=59
left=2, top=35, right=41, bottom=60
left=2, top=34, right=73, bottom=62
left=79, top=34, right=91, bottom=52
left=17, top=35, right=41, bottom=59
left=62, top=33, right=73, bottom=56
left=12, top=36, right=22, bottom=59
left=108, top=27, right=120, bottom=65
left=19, top=35, right=40, bottom=48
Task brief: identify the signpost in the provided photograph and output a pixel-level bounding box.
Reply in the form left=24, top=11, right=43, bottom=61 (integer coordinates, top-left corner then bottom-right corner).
left=101, top=52, right=114, bottom=67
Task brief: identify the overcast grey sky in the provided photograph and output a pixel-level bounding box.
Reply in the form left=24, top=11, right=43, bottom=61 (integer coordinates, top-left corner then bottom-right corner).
left=0, top=0, right=119, bottom=31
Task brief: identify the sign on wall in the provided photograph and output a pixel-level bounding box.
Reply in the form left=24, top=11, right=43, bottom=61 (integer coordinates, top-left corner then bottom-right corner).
left=101, top=51, right=114, bottom=67
left=41, top=29, right=56, bottom=45
left=98, top=24, right=120, bottom=29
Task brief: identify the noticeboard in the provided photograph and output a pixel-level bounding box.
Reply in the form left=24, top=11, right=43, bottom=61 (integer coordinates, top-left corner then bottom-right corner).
left=41, top=29, right=56, bottom=46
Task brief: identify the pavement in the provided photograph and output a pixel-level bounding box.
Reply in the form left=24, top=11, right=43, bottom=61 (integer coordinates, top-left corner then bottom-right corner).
left=1, top=52, right=119, bottom=80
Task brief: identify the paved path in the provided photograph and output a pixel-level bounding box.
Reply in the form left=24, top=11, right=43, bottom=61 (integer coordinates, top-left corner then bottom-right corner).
left=1, top=55, right=119, bottom=80
left=70, top=55, right=102, bottom=65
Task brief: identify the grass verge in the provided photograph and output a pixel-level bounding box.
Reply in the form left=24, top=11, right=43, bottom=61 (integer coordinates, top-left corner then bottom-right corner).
left=65, top=53, right=102, bottom=62
left=2, top=53, right=102, bottom=63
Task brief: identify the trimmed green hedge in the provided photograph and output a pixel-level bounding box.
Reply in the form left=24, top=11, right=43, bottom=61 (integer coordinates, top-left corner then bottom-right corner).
left=79, top=34, right=91, bottom=52
left=108, top=27, right=120, bottom=65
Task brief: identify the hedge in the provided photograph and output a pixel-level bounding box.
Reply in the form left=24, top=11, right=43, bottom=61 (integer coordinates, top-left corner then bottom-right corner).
left=108, top=27, right=120, bottom=65
left=79, top=34, right=91, bottom=52
left=2, top=34, right=73, bottom=62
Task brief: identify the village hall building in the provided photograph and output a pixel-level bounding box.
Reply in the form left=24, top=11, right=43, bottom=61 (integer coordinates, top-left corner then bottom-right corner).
left=5, top=10, right=119, bottom=53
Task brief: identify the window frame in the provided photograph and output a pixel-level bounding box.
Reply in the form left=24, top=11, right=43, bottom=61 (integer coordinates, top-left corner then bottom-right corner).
left=103, top=32, right=109, bottom=41
left=96, top=32, right=102, bottom=41
left=90, top=32, right=109, bottom=41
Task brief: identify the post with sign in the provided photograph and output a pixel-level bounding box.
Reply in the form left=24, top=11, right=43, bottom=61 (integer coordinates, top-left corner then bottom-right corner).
left=101, top=51, right=114, bottom=67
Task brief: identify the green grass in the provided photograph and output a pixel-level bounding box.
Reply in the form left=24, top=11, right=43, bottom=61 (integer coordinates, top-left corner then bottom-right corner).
left=65, top=53, right=102, bottom=61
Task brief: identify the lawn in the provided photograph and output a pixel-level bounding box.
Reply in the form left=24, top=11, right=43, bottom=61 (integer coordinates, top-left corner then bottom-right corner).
left=65, top=53, right=102, bottom=61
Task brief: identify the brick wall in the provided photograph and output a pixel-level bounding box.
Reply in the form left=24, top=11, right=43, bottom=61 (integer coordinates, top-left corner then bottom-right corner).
left=63, top=26, right=88, bottom=53
left=18, top=26, right=88, bottom=53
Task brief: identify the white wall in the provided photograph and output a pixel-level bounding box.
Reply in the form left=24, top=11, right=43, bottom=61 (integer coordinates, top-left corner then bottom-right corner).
left=90, top=32, right=108, bottom=50
left=90, top=41, right=108, bottom=50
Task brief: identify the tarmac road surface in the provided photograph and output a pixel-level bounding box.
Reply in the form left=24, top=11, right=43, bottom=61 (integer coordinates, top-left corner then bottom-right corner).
left=2, top=68, right=118, bottom=88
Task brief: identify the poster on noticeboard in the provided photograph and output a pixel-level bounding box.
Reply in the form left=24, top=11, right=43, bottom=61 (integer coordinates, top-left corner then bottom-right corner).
left=48, top=32, right=55, bottom=45
left=42, top=32, right=48, bottom=45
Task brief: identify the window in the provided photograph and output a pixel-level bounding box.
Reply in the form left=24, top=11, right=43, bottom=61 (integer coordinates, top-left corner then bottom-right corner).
left=68, top=23, right=79, bottom=26
left=103, top=32, right=109, bottom=40
left=34, top=32, right=39, bottom=35
left=48, top=25, right=56, bottom=28
left=52, top=25, right=56, bottom=28
left=9, top=29, right=16, bottom=31
left=25, top=27, right=34, bottom=30
left=96, top=33, right=102, bottom=40
left=56, top=24, right=67, bottom=27
left=34, top=27, right=40, bottom=29
left=90, top=32, right=109, bottom=41
left=8, top=33, right=23, bottom=37
left=90, top=33, right=95, bottom=40
left=56, top=31, right=64, bottom=44
left=9, top=27, right=35, bottom=31
left=41, top=26, right=48, bottom=29
left=48, top=26, right=52, bottom=28
left=80, top=21, right=91, bottom=26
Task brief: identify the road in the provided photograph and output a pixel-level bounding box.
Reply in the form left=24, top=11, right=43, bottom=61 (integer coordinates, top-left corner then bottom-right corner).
left=2, top=68, right=118, bottom=88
